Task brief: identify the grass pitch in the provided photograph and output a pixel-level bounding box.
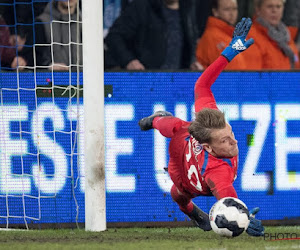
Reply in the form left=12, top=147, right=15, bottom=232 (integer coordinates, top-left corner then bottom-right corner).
left=0, top=226, right=299, bottom=250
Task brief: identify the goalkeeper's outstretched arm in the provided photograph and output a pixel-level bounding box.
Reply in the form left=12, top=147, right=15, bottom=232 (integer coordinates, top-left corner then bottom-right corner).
left=194, top=17, right=254, bottom=113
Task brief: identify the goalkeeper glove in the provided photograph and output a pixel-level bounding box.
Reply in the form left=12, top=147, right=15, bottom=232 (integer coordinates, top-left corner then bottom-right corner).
left=221, top=17, right=254, bottom=62
left=246, top=207, right=265, bottom=237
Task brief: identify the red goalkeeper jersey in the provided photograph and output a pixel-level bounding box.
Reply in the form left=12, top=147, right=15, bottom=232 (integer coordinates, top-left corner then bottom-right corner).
left=167, top=56, right=238, bottom=200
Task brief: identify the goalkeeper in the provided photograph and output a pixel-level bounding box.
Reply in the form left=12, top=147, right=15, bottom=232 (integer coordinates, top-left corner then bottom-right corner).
left=139, top=18, right=264, bottom=237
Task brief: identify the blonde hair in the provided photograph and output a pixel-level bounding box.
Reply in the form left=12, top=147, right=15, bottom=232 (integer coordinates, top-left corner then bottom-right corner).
left=188, top=108, right=226, bottom=144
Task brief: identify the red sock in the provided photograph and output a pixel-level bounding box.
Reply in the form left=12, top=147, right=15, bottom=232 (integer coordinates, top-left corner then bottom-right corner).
left=153, top=116, right=187, bottom=138
left=170, top=184, right=194, bottom=214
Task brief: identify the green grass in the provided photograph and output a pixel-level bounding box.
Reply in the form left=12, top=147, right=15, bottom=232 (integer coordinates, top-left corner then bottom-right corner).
left=0, top=226, right=299, bottom=250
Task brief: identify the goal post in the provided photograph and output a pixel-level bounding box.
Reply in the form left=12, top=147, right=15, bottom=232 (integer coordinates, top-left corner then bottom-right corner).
left=0, top=0, right=106, bottom=230
left=82, top=0, right=106, bottom=231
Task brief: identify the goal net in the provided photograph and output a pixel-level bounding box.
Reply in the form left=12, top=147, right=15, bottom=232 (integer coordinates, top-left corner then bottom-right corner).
left=0, top=0, right=105, bottom=230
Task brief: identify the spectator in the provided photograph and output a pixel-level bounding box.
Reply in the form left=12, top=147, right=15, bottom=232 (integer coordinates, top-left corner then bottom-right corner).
left=25, top=0, right=82, bottom=70
left=9, top=25, right=31, bottom=61
left=0, top=0, right=49, bottom=69
left=251, top=0, right=300, bottom=69
left=9, top=27, right=27, bottom=54
left=0, top=15, right=27, bottom=69
left=196, top=0, right=261, bottom=70
left=104, top=0, right=203, bottom=71
left=118, top=0, right=211, bottom=43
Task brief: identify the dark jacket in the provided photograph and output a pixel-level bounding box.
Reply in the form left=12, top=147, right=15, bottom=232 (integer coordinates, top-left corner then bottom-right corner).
left=104, top=0, right=199, bottom=70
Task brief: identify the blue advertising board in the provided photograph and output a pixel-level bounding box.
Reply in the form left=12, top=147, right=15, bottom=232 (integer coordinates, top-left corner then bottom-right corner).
left=0, top=71, right=299, bottom=225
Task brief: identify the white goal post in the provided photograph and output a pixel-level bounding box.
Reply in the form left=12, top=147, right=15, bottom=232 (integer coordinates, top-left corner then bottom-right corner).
left=0, top=0, right=106, bottom=230
left=82, top=0, right=106, bottom=231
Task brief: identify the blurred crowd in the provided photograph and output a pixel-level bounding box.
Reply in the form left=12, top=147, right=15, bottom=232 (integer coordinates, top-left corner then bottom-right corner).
left=0, top=0, right=300, bottom=71
left=0, top=0, right=81, bottom=71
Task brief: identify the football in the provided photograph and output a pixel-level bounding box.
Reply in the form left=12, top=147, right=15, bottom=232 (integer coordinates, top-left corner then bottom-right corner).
left=209, top=197, right=250, bottom=237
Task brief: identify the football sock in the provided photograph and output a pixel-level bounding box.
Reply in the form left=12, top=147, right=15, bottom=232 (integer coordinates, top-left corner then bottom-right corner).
left=153, top=116, right=185, bottom=138
left=170, top=184, right=194, bottom=214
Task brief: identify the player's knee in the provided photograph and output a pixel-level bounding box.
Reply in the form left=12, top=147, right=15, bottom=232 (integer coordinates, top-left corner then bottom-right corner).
left=170, top=184, right=191, bottom=205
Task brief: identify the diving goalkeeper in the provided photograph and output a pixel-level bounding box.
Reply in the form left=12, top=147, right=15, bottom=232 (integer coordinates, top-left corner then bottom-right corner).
left=139, top=18, right=264, bottom=237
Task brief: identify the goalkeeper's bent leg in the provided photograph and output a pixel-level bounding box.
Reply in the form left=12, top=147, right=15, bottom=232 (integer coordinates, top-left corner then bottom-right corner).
left=153, top=116, right=189, bottom=138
